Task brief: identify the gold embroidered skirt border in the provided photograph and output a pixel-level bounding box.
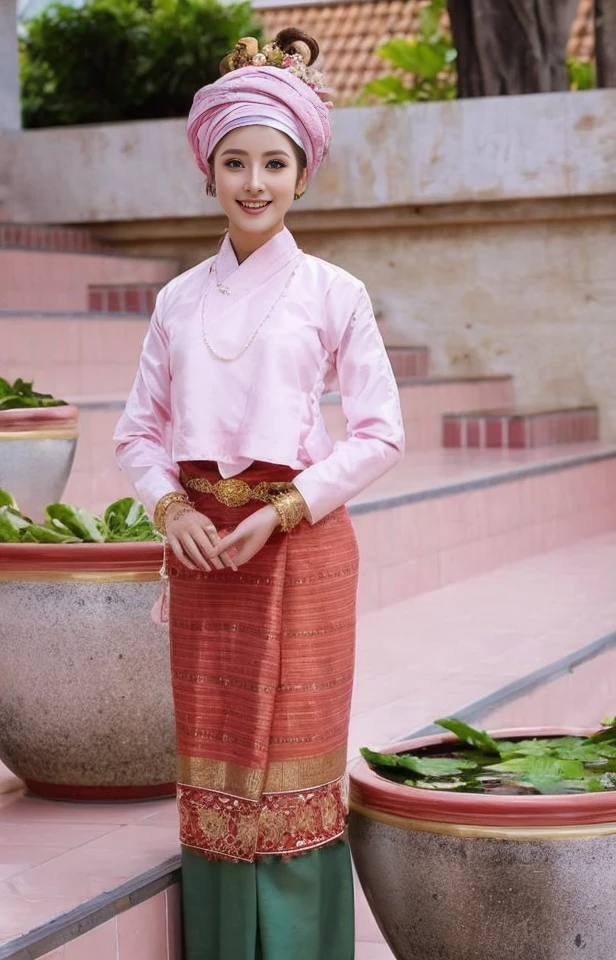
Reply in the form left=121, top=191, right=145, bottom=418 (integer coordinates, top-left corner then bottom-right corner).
left=178, top=778, right=348, bottom=862
left=177, top=746, right=348, bottom=798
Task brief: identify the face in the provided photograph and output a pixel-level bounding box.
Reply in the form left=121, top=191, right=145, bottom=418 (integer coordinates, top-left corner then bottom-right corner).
left=212, top=125, right=308, bottom=252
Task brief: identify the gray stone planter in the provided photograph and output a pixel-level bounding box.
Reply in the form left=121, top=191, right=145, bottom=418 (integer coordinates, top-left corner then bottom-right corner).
left=349, top=728, right=616, bottom=960
left=0, top=541, right=176, bottom=800
left=0, top=405, right=79, bottom=521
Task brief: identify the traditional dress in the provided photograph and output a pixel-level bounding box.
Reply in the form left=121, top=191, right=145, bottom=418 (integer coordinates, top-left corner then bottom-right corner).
left=114, top=54, right=404, bottom=960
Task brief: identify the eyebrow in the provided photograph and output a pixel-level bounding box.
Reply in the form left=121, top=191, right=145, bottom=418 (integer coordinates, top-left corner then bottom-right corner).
left=220, top=148, right=291, bottom=158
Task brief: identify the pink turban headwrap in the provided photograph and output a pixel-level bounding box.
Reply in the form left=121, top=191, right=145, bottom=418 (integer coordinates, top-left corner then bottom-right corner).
left=187, top=66, right=331, bottom=181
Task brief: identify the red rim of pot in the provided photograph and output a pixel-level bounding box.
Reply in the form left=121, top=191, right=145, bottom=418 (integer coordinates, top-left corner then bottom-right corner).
left=0, top=404, right=79, bottom=432
left=0, top=541, right=163, bottom=574
left=349, top=728, right=616, bottom=827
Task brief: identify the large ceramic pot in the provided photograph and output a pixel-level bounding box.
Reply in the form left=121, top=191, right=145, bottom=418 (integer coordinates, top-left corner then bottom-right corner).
left=349, top=728, right=616, bottom=960
left=0, top=541, right=176, bottom=801
left=0, top=405, right=79, bottom=521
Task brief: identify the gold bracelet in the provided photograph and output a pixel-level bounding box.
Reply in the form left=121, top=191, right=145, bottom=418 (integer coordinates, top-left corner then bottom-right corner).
left=272, top=487, right=307, bottom=533
left=153, top=491, right=192, bottom=535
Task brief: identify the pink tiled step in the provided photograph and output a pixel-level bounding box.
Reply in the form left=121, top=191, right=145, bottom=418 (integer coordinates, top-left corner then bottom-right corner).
left=0, top=250, right=178, bottom=311
left=1, top=313, right=441, bottom=404
left=351, top=529, right=616, bottom=753
left=55, top=404, right=616, bottom=616
left=0, top=314, right=148, bottom=397
left=351, top=444, right=616, bottom=614
left=324, top=375, right=514, bottom=450
left=443, top=405, right=599, bottom=449
left=88, top=283, right=162, bottom=315
left=0, top=222, right=105, bottom=253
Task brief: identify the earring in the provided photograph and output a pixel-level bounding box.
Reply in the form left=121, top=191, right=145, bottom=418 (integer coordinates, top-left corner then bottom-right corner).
left=294, top=192, right=304, bottom=201
left=205, top=180, right=217, bottom=198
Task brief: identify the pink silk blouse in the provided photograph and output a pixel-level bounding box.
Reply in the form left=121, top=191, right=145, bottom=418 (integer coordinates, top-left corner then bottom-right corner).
left=114, top=227, right=405, bottom=524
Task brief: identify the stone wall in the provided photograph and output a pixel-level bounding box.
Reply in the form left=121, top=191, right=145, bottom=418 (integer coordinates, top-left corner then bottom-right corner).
left=5, top=89, right=616, bottom=435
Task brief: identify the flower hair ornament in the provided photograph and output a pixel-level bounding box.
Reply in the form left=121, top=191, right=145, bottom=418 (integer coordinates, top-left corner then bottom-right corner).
left=219, top=29, right=329, bottom=101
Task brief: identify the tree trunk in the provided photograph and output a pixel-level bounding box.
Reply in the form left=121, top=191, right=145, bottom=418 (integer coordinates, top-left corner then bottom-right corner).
left=595, top=0, right=616, bottom=86
left=447, top=0, right=579, bottom=97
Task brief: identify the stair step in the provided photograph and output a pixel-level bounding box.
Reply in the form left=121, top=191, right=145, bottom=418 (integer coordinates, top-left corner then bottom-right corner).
left=59, top=401, right=616, bottom=614
left=0, top=313, right=513, bottom=423
left=88, top=283, right=162, bottom=314
left=324, top=375, right=514, bottom=450
left=351, top=530, right=616, bottom=754
left=0, top=250, right=178, bottom=311
left=385, top=345, right=429, bottom=379
left=0, top=221, right=106, bottom=253
left=443, top=405, right=599, bottom=449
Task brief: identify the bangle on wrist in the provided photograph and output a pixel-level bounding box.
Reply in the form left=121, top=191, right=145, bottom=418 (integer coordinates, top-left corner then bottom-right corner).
left=272, top=487, right=306, bottom=533
left=153, top=492, right=192, bottom=535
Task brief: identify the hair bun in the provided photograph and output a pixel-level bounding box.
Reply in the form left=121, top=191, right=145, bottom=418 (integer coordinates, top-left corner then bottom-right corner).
left=274, top=28, right=319, bottom=67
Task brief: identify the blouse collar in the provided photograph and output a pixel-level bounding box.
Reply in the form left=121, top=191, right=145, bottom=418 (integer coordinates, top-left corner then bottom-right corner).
left=216, top=227, right=299, bottom=284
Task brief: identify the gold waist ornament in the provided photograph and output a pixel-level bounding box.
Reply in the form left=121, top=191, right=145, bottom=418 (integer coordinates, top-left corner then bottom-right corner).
left=182, top=476, right=293, bottom=508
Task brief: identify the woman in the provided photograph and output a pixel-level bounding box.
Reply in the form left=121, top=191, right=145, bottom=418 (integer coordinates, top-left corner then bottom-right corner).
left=114, top=28, right=404, bottom=960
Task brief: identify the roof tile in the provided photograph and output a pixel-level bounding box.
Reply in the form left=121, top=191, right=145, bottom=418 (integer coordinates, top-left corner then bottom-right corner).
left=259, top=0, right=594, bottom=105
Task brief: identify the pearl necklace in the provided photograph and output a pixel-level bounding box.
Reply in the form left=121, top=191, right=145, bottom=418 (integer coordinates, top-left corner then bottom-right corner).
left=201, top=254, right=303, bottom=362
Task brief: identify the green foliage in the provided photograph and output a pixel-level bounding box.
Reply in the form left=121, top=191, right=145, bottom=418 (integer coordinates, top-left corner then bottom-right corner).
left=360, top=0, right=456, bottom=105
left=0, top=377, right=67, bottom=410
left=20, top=0, right=261, bottom=128
left=567, top=56, right=595, bottom=91
left=360, top=3, right=594, bottom=106
left=0, top=491, right=162, bottom=542
left=361, top=717, right=616, bottom=795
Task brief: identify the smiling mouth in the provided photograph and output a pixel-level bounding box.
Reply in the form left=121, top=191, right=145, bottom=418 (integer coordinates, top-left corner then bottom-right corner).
left=237, top=200, right=272, bottom=211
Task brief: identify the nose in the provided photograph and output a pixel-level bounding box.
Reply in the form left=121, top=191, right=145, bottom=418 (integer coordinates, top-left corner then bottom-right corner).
left=244, top=164, right=265, bottom=195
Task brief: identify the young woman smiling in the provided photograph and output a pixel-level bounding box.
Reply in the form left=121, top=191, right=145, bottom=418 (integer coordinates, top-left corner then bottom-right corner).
left=114, top=27, right=404, bottom=960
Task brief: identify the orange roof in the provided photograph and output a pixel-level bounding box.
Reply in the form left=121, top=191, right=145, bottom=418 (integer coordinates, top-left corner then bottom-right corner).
left=258, top=0, right=594, bottom=105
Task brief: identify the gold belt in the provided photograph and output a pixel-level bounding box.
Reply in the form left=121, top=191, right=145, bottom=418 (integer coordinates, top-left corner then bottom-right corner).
left=182, top=476, right=293, bottom=508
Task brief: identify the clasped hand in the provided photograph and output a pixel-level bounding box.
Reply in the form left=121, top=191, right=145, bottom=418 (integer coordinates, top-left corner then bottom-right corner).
left=165, top=503, right=279, bottom=572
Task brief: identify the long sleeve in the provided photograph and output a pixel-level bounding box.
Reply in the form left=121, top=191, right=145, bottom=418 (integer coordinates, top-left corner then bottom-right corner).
left=294, top=285, right=405, bottom=524
left=113, top=300, right=184, bottom=518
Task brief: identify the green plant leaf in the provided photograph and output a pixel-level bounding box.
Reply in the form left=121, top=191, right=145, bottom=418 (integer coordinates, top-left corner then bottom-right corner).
left=0, top=490, right=17, bottom=509
left=377, top=38, right=445, bottom=78
left=360, top=747, right=476, bottom=779
left=486, top=756, right=586, bottom=781
left=0, top=507, right=30, bottom=542
left=434, top=719, right=501, bottom=756
left=45, top=503, right=104, bottom=542
left=360, top=76, right=414, bottom=104
left=590, top=722, right=616, bottom=744
left=21, top=524, right=80, bottom=543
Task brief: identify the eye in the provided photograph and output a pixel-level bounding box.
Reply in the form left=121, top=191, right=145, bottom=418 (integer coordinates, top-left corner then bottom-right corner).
left=266, top=159, right=286, bottom=170
left=224, top=159, right=244, bottom=169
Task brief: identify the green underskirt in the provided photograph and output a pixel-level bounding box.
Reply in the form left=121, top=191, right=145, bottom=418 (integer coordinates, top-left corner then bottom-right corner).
left=181, top=840, right=355, bottom=960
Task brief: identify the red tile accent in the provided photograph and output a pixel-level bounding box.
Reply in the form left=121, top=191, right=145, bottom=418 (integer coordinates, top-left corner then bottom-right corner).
left=85, top=283, right=162, bottom=314
left=89, top=289, right=103, bottom=312
left=125, top=289, right=142, bottom=313
left=508, top=418, right=527, bottom=448
left=387, top=347, right=430, bottom=379
left=107, top=290, right=122, bottom=312
left=442, top=419, right=461, bottom=448
left=0, top=222, right=103, bottom=252
left=447, top=408, right=599, bottom=450
left=485, top=418, right=503, bottom=448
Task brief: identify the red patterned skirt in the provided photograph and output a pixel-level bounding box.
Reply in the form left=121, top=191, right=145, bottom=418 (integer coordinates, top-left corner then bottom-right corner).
left=169, top=461, right=359, bottom=864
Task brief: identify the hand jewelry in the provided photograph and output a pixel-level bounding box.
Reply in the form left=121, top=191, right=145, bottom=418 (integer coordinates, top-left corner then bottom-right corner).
left=272, top=486, right=307, bottom=532
left=153, top=492, right=193, bottom=535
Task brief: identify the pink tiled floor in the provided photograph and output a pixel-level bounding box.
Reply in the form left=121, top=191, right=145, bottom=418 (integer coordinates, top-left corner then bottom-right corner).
left=3, top=530, right=616, bottom=956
